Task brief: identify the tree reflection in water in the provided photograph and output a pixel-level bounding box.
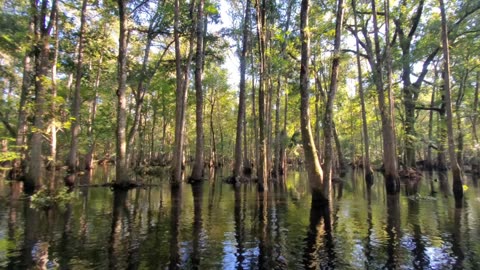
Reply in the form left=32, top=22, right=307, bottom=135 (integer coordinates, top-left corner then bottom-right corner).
left=303, top=194, right=335, bottom=270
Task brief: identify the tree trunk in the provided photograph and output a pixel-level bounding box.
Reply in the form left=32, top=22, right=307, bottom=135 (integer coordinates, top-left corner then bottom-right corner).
left=67, top=0, right=88, bottom=173
left=473, top=71, right=479, bottom=144
left=233, top=0, right=251, bottom=180
left=352, top=0, right=373, bottom=185
left=172, top=0, right=195, bottom=184
left=49, top=10, right=59, bottom=170
left=426, top=68, right=438, bottom=171
left=85, top=54, right=103, bottom=170
left=255, top=0, right=268, bottom=191
left=455, top=71, right=467, bottom=168
left=437, top=91, right=447, bottom=171
left=209, top=90, right=217, bottom=168
left=370, top=0, right=399, bottom=194
left=115, top=0, right=129, bottom=185
left=191, top=0, right=206, bottom=181
left=439, top=0, right=463, bottom=202
left=13, top=11, right=35, bottom=179
left=323, top=0, right=344, bottom=186
left=300, top=0, right=327, bottom=204
left=25, top=0, right=57, bottom=193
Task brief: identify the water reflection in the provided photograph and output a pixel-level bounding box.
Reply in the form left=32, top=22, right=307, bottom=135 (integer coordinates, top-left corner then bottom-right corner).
left=0, top=169, right=480, bottom=269
left=303, top=200, right=334, bottom=270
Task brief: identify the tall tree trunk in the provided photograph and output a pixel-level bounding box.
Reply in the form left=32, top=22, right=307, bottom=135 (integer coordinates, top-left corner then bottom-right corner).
left=255, top=0, right=268, bottom=191
left=300, top=0, right=327, bottom=204
left=172, top=0, right=187, bottom=184
left=352, top=0, right=373, bottom=185
left=371, top=0, right=399, bottom=194
left=323, top=0, right=344, bottom=186
left=191, top=0, right=206, bottom=181
left=67, top=0, right=88, bottom=173
left=251, top=54, right=259, bottom=173
left=439, top=0, right=463, bottom=202
left=455, top=71, right=467, bottom=168
left=233, top=0, right=251, bottom=180
left=437, top=91, right=447, bottom=171
left=209, top=90, right=217, bottom=168
left=273, top=77, right=281, bottom=178
left=115, top=0, right=129, bottom=185
left=172, top=0, right=195, bottom=184
left=13, top=11, right=35, bottom=179
left=473, top=71, right=479, bottom=144
left=49, top=10, right=59, bottom=170
left=25, top=0, right=57, bottom=193
left=426, top=68, right=438, bottom=171
left=85, top=54, right=103, bottom=170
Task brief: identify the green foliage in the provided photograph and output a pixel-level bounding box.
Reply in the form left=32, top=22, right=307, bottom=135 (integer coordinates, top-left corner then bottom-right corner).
left=31, top=187, right=75, bottom=210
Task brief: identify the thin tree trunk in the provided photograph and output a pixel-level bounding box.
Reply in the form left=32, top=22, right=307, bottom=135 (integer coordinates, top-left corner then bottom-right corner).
left=274, top=76, right=281, bottom=178
left=300, top=0, right=327, bottom=204
left=115, top=0, right=129, bottom=185
left=85, top=54, right=103, bottom=170
left=233, top=0, right=251, bottom=180
left=13, top=11, right=35, bottom=179
left=67, top=0, right=88, bottom=173
left=255, top=0, right=268, bottom=191
left=473, top=71, right=479, bottom=144
left=191, top=0, right=206, bottom=181
left=455, top=71, right=467, bottom=168
left=352, top=0, right=373, bottom=185
left=426, top=68, right=438, bottom=171
left=439, top=0, right=463, bottom=202
left=49, top=10, right=59, bottom=170
left=324, top=0, right=344, bottom=187
left=209, top=90, right=217, bottom=168
left=251, top=54, right=259, bottom=173
left=172, top=0, right=195, bottom=184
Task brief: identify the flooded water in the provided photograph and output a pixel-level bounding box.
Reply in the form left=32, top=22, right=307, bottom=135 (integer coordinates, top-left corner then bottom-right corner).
left=1, top=167, right=480, bottom=269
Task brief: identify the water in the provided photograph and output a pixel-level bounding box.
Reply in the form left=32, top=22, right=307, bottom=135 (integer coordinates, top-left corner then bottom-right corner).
left=1, top=167, right=480, bottom=269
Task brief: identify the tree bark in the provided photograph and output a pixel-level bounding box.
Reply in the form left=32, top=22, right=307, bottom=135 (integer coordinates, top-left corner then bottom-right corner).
left=323, top=0, right=344, bottom=187
left=255, top=0, right=268, bottom=191
left=370, top=0, right=399, bottom=194
left=13, top=10, right=35, bottom=179
left=25, top=0, right=57, bottom=193
left=473, top=71, right=479, bottom=144
left=172, top=0, right=196, bottom=184
left=233, top=0, right=251, bottom=180
left=115, top=0, right=129, bottom=185
left=352, top=0, right=373, bottom=185
left=439, top=0, right=463, bottom=202
left=191, top=0, right=206, bottom=181
left=300, top=0, right=327, bottom=204
left=85, top=54, right=103, bottom=170
left=67, top=0, right=88, bottom=173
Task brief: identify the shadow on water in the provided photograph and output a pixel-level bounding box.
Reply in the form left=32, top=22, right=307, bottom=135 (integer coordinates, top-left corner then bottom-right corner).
left=169, top=184, right=182, bottom=270
left=189, top=181, right=203, bottom=269
left=234, top=185, right=245, bottom=269
left=385, top=194, right=401, bottom=269
left=303, top=194, right=335, bottom=270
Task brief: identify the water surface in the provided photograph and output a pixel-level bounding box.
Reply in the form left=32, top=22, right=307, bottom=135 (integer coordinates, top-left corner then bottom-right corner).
left=0, top=168, right=479, bottom=269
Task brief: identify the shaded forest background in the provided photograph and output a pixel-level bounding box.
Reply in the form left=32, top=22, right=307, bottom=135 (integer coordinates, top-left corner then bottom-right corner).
left=0, top=0, right=479, bottom=200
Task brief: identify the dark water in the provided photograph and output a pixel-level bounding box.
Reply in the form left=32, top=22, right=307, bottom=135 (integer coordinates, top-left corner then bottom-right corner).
left=1, top=168, right=480, bottom=269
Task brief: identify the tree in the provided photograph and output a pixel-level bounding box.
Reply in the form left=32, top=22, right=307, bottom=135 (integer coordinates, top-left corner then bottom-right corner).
left=323, top=0, right=345, bottom=187
left=233, top=0, right=251, bottom=181
left=67, top=0, right=88, bottom=174
left=439, top=0, right=463, bottom=202
left=115, top=0, right=129, bottom=185
left=191, top=0, right=206, bottom=182
left=25, top=0, right=58, bottom=193
left=300, top=0, right=327, bottom=204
